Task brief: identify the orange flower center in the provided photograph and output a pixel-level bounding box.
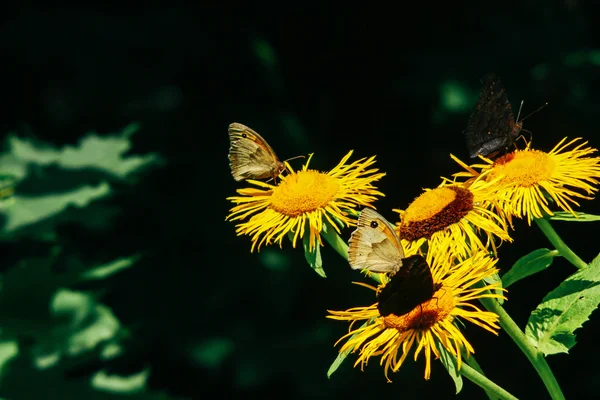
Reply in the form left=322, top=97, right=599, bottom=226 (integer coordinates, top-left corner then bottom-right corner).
left=382, top=286, right=454, bottom=331
left=269, top=170, right=339, bottom=216
left=491, top=150, right=556, bottom=187
left=397, top=187, right=473, bottom=241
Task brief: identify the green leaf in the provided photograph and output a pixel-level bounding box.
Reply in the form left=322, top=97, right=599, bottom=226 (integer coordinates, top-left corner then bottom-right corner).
left=549, top=211, right=600, bottom=222
left=327, top=349, right=350, bottom=379
left=0, top=124, right=163, bottom=239
left=0, top=175, right=15, bottom=202
left=91, top=368, right=150, bottom=394
left=327, top=320, right=370, bottom=378
left=437, top=342, right=463, bottom=394
left=525, top=252, right=600, bottom=355
left=81, top=255, right=140, bottom=280
left=1, top=183, right=111, bottom=237
left=2, top=123, right=160, bottom=181
left=321, top=220, right=349, bottom=261
left=501, top=249, right=558, bottom=288
left=303, top=234, right=326, bottom=278
left=0, top=340, right=19, bottom=379
left=192, top=338, right=235, bottom=369
left=483, top=272, right=504, bottom=305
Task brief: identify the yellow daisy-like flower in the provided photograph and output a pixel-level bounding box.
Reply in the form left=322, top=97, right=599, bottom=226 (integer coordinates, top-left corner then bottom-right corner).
left=393, top=178, right=511, bottom=262
left=451, top=137, right=600, bottom=224
left=226, top=151, right=385, bottom=252
left=327, top=250, right=502, bottom=382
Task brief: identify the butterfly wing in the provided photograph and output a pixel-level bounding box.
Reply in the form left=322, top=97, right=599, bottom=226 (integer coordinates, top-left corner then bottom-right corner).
left=348, top=208, right=405, bottom=273
left=377, top=254, right=439, bottom=317
left=463, top=73, right=520, bottom=158
left=228, top=123, right=283, bottom=181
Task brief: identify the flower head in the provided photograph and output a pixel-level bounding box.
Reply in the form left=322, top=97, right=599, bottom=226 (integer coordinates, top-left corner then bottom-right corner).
left=451, top=137, right=600, bottom=224
left=393, top=178, right=511, bottom=262
left=327, top=250, right=502, bottom=381
left=226, top=151, right=385, bottom=252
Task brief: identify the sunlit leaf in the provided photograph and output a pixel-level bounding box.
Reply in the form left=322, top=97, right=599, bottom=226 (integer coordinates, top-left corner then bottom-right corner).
left=3, top=123, right=159, bottom=180
left=525, top=253, right=600, bottom=355
left=91, top=368, right=150, bottom=394
left=549, top=211, right=600, bottom=222
left=0, top=341, right=19, bottom=378
left=0, top=124, right=163, bottom=239
left=327, top=320, right=371, bottom=378
left=0, top=354, right=172, bottom=399
left=483, top=271, right=504, bottom=304
left=51, top=290, right=121, bottom=357
left=0, top=183, right=111, bottom=236
left=327, top=349, right=351, bottom=379
left=82, top=255, right=140, bottom=280
left=303, top=234, right=326, bottom=278
left=502, top=249, right=558, bottom=288
left=438, top=342, right=463, bottom=394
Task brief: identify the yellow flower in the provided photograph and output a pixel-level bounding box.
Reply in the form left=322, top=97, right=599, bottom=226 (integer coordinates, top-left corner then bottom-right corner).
left=393, top=178, right=511, bottom=262
left=451, top=137, right=600, bottom=224
left=226, top=151, right=385, bottom=252
left=327, top=250, right=502, bottom=382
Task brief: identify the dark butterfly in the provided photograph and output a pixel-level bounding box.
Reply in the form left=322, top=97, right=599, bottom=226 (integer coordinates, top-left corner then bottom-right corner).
left=377, top=254, right=442, bottom=317
left=463, top=73, right=524, bottom=159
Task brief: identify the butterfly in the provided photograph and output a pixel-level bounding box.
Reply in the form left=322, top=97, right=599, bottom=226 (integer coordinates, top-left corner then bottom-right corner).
left=228, top=122, right=286, bottom=182
left=348, top=208, right=441, bottom=317
left=348, top=207, right=406, bottom=274
left=377, top=254, right=442, bottom=317
left=463, top=73, right=525, bottom=159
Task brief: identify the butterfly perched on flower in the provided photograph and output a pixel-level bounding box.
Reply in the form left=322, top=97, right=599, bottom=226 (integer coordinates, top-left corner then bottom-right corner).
left=348, top=208, right=441, bottom=317
left=227, top=123, right=287, bottom=182
left=463, top=73, right=524, bottom=159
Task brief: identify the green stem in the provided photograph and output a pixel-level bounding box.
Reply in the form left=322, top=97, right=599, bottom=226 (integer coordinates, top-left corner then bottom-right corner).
left=463, top=355, right=497, bottom=400
left=480, top=297, right=565, bottom=400
left=321, top=221, right=349, bottom=261
left=460, top=361, right=518, bottom=400
left=535, top=217, right=587, bottom=269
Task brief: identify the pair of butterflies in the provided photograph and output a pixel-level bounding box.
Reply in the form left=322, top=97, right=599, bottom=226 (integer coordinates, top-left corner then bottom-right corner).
left=349, top=207, right=441, bottom=317
left=229, top=73, right=536, bottom=183
left=463, top=73, right=545, bottom=159
left=228, top=122, right=440, bottom=318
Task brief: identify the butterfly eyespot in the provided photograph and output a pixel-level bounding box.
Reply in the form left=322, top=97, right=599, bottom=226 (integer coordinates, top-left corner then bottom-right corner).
left=242, top=133, right=247, bottom=138
left=370, top=221, right=378, bottom=228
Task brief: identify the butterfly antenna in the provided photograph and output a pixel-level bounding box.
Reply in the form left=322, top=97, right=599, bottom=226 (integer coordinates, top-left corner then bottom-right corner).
left=515, top=100, right=524, bottom=123
left=519, top=102, right=549, bottom=123
left=283, top=155, right=306, bottom=163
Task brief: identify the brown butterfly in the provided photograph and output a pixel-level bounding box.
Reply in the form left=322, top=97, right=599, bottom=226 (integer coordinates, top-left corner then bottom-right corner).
left=228, top=122, right=287, bottom=182
left=348, top=208, right=406, bottom=274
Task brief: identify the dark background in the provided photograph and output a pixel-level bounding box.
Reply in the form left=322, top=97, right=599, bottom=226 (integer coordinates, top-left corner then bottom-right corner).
left=1, top=2, right=600, bottom=399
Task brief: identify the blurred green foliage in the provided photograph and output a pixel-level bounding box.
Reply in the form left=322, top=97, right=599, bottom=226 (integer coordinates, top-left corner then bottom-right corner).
left=0, top=125, right=174, bottom=398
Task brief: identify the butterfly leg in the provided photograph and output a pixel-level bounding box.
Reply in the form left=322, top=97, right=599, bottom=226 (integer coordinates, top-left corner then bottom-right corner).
left=416, top=303, right=425, bottom=328
left=516, top=129, right=533, bottom=150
